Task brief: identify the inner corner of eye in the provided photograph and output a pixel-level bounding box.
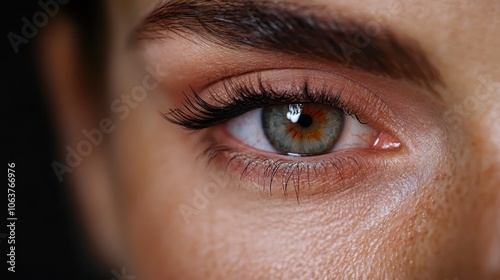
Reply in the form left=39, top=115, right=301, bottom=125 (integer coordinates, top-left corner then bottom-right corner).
left=340, top=115, right=401, bottom=151
left=372, top=131, right=401, bottom=150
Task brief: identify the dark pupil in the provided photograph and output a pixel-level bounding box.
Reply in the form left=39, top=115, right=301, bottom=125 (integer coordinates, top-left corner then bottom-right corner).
left=297, top=114, right=313, bottom=128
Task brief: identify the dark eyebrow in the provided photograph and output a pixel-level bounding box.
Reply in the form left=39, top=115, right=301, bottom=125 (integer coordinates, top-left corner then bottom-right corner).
left=135, top=0, right=444, bottom=91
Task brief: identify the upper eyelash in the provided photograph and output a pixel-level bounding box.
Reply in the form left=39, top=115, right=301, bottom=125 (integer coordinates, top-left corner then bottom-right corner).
left=162, top=77, right=364, bottom=130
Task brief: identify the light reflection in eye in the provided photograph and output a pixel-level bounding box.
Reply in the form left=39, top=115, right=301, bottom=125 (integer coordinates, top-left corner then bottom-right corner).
left=227, top=102, right=380, bottom=157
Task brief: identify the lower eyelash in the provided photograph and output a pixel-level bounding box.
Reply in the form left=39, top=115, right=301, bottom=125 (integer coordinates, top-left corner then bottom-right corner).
left=199, top=136, right=366, bottom=200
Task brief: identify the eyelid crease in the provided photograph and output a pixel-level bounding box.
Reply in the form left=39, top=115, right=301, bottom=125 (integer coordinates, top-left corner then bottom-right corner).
left=136, top=0, right=444, bottom=94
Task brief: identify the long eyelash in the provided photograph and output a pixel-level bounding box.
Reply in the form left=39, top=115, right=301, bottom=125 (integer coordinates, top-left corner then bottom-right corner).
left=162, top=77, right=361, bottom=130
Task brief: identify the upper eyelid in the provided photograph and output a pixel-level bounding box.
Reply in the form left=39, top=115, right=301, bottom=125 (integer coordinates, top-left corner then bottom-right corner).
left=163, top=69, right=402, bottom=138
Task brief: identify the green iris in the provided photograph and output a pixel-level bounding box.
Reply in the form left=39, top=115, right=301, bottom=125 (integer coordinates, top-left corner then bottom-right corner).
left=262, top=103, right=344, bottom=155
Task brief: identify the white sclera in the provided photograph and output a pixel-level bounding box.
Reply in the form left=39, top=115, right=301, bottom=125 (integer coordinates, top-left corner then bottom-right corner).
left=227, top=108, right=277, bottom=152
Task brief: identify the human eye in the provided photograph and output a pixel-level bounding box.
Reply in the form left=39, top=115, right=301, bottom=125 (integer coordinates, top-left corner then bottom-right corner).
left=228, top=99, right=392, bottom=156
left=134, top=0, right=449, bottom=201
left=163, top=68, right=403, bottom=197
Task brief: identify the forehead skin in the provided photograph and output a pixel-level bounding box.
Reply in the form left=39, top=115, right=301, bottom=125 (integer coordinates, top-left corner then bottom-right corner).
left=105, top=0, right=500, bottom=279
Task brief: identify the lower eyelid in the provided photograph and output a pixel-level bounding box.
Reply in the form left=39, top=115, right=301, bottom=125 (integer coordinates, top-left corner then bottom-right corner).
left=200, top=129, right=395, bottom=197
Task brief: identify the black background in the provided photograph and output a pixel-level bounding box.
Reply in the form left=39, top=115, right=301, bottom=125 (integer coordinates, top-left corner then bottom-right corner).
left=2, top=1, right=106, bottom=279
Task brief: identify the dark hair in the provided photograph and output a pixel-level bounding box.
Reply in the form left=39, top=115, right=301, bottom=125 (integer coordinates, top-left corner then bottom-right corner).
left=64, top=0, right=109, bottom=98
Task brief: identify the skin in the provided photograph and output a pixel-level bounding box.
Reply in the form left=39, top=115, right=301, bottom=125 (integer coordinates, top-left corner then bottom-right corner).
left=41, top=0, right=500, bottom=279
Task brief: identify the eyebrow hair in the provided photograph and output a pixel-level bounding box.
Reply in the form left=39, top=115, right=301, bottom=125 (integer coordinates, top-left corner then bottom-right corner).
left=135, top=0, right=444, bottom=91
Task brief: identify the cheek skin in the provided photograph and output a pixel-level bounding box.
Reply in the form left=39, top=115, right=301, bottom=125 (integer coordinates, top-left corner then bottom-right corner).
left=109, top=89, right=474, bottom=279
left=100, top=0, right=500, bottom=276
left=107, top=45, right=489, bottom=280
left=111, top=103, right=206, bottom=279
left=107, top=2, right=500, bottom=278
left=450, top=93, right=500, bottom=277
left=108, top=47, right=478, bottom=280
